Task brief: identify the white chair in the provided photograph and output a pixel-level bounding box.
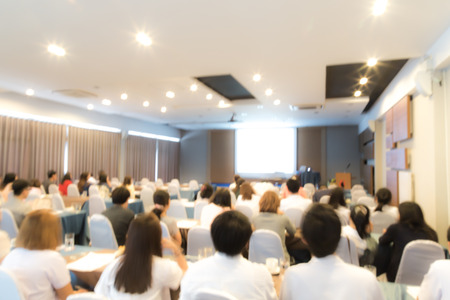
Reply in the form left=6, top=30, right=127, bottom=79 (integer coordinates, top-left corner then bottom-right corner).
left=160, top=222, right=173, bottom=256
left=235, top=204, right=253, bottom=221
left=229, top=190, right=236, bottom=206
left=52, top=193, right=65, bottom=211
left=89, top=214, right=118, bottom=250
left=395, top=240, right=445, bottom=285
left=319, top=195, right=330, bottom=204
left=351, top=184, right=364, bottom=191
left=67, top=184, right=80, bottom=197
left=140, top=187, right=154, bottom=212
left=67, top=293, right=107, bottom=300
left=170, top=178, right=181, bottom=189
left=303, top=183, right=315, bottom=199
left=193, top=200, right=208, bottom=220
left=88, top=185, right=99, bottom=196
left=351, top=190, right=366, bottom=203
left=89, top=195, right=106, bottom=217
left=370, top=211, right=397, bottom=234
left=191, top=288, right=238, bottom=300
left=168, top=183, right=181, bottom=200
left=146, top=182, right=157, bottom=192
left=189, top=179, right=199, bottom=190
left=0, top=209, right=19, bottom=239
left=284, top=207, right=303, bottom=229
left=40, top=185, right=46, bottom=194
left=187, top=226, right=215, bottom=256
left=25, top=190, right=40, bottom=202
left=155, top=178, right=164, bottom=188
left=336, top=235, right=359, bottom=265
left=166, top=200, right=187, bottom=219
left=48, top=183, right=59, bottom=194
left=111, top=177, right=119, bottom=184
left=0, top=267, right=25, bottom=300
left=357, top=196, right=376, bottom=208
left=248, top=229, right=284, bottom=264
left=140, top=177, right=150, bottom=186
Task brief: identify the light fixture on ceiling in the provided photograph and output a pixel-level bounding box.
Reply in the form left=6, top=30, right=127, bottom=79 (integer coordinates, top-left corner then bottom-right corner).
left=161, top=106, right=167, bottom=113
left=265, top=88, right=273, bottom=96
left=166, top=91, right=175, bottom=99
left=47, top=44, right=66, bottom=56
left=87, top=104, right=94, bottom=110
left=367, top=58, right=378, bottom=67
left=354, top=90, right=362, bottom=97
left=253, top=74, right=261, bottom=82
left=143, top=101, right=149, bottom=107
left=372, top=0, right=388, bottom=16
left=218, top=100, right=231, bottom=108
left=136, top=32, right=152, bottom=46
left=121, top=93, right=128, bottom=100
left=273, top=99, right=281, bottom=105
left=190, top=84, right=198, bottom=92
left=360, top=77, right=368, bottom=84
left=25, top=89, right=35, bottom=96
left=102, top=99, right=111, bottom=106
left=206, top=93, right=213, bottom=100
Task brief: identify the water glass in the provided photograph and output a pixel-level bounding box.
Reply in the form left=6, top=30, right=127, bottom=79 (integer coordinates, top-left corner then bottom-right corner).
left=64, top=233, right=75, bottom=251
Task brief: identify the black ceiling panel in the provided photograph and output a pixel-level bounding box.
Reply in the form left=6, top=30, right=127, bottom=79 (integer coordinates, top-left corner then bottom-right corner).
left=196, top=74, right=255, bottom=101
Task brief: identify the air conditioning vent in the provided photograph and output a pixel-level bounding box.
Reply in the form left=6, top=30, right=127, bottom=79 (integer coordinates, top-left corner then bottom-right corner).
left=52, top=89, right=98, bottom=98
left=289, top=104, right=323, bottom=111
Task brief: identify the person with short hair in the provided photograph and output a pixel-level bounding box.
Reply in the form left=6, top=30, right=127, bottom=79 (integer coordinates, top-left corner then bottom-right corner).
left=152, top=190, right=182, bottom=246
left=280, top=178, right=311, bottom=212
left=1, top=179, right=32, bottom=227
left=180, top=210, right=277, bottom=300
left=95, top=213, right=187, bottom=299
left=200, top=188, right=232, bottom=227
left=197, top=183, right=214, bottom=200
left=418, top=226, right=450, bottom=300
left=280, top=204, right=384, bottom=300
left=102, top=187, right=135, bottom=246
left=42, top=170, right=58, bottom=194
left=1, top=172, right=16, bottom=203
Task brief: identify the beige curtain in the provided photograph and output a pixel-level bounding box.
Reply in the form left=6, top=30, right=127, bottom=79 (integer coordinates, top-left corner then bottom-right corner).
left=68, top=127, right=121, bottom=180
left=125, top=135, right=157, bottom=181
left=0, top=116, right=65, bottom=181
left=157, top=140, right=180, bottom=182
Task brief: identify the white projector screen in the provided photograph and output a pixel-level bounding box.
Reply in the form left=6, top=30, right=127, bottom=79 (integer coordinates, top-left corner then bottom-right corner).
left=235, top=128, right=296, bottom=178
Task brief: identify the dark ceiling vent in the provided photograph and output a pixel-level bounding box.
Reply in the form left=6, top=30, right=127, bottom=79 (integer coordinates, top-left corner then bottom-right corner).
left=52, top=89, right=98, bottom=98
left=195, top=74, right=255, bottom=101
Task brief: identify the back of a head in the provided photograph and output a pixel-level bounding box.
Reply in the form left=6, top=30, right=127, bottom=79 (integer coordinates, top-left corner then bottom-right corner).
left=1, top=173, right=16, bottom=189
left=286, top=178, right=300, bottom=194
left=112, top=187, right=130, bottom=205
left=200, top=183, right=213, bottom=199
left=240, top=182, right=254, bottom=200
left=211, top=210, right=252, bottom=256
left=12, top=179, right=30, bottom=196
left=328, top=188, right=345, bottom=209
left=350, top=204, right=371, bottom=239
left=47, top=170, right=56, bottom=179
left=125, top=213, right=162, bottom=257
left=30, top=178, right=41, bottom=188
left=375, top=188, right=392, bottom=212
left=211, top=188, right=231, bottom=208
left=123, top=176, right=132, bottom=185
left=233, top=174, right=241, bottom=183
left=399, top=201, right=425, bottom=229
left=99, top=173, right=108, bottom=184
left=152, top=190, right=170, bottom=219
left=61, top=172, right=71, bottom=182
left=302, top=204, right=341, bottom=258
left=259, top=190, right=280, bottom=213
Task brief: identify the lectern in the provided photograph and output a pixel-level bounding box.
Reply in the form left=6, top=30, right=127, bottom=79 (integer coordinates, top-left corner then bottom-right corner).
left=336, top=173, right=351, bottom=189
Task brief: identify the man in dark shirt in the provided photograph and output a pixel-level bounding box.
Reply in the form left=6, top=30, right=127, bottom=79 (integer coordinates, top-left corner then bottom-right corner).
left=42, top=170, right=58, bottom=194
left=102, top=187, right=134, bottom=246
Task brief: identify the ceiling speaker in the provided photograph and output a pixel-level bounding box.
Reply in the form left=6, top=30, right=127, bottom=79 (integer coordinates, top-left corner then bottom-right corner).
left=415, top=71, right=432, bottom=97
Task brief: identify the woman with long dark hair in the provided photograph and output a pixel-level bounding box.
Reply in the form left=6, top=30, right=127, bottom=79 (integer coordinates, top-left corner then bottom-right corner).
left=328, top=188, right=350, bottom=225
left=95, top=213, right=187, bottom=298
left=59, top=172, right=72, bottom=196
left=372, top=188, right=399, bottom=219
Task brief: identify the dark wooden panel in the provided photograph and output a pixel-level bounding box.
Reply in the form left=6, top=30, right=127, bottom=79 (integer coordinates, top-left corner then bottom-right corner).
left=386, top=170, right=399, bottom=206
left=297, top=127, right=323, bottom=172
left=386, top=135, right=395, bottom=149
left=210, top=130, right=235, bottom=183
left=362, top=164, right=374, bottom=195
left=393, top=95, right=412, bottom=143
left=363, top=141, right=374, bottom=160
left=385, top=108, right=393, bottom=134
left=386, top=148, right=408, bottom=170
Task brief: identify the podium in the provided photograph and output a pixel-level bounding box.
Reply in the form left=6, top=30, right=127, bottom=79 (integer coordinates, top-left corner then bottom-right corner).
left=336, top=173, right=351, bottom=189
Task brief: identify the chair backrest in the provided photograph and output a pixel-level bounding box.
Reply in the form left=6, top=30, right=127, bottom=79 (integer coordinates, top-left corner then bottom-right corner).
left=140, top=187, right=154, bottom=212
left=319, top=195, right=330, bottom=204
left=235, top=204, right=253, bottom=221
left=67, top=292, right=107, bottom=300
left=395, top=240, right=445, bottom=285
left=146, top=182, right=156, bottom=192
left=194, top=200, right=208, bottom=220
left=189, top=179, right=199, bottom=190
left=0, top=209, right=19, bottom=239
left=191, top=288, right=238, bottom=300
left=284, top=207, right=303, bottom=228
left=89, top=195, right=106, bottom=217
left=52, top=193, right=65, bottom=211
left=0, top=267, right=25, bottom=300
left=67, top=184, right=80, bottom=197
left=187, top=226, right=215, bottom=256
left=351, top=184, right=364, bottom=191
left=88, top=185, right=99, bottom=196
left=166, top=200, right=187, bottom=219
left=170, top=178, right=181, bottom=189
left=303, top=183, right=315, bottom=199
left=140, top=178, right=150, bottom=186
left=90, top=214, right=118, bottom=250
left=370, top=211, right=397, bottom=234
left=167, top=183, right=181, bottom=200
left=336, top=235, right=359, bottom=265
left=248, top=229, right=284, bottom=264
left=229, top=189, right=236, bottom=206
left=26, top=190, right=40, bottom=202
left=357, top=196, right=376, bottom=208
left=48, top=183, right=59, bottom=194
left=351, top=190, right=367, bottom=203
left=160, top=221, right=173, bottom=256
left=155, top=178, right=164, bottom=188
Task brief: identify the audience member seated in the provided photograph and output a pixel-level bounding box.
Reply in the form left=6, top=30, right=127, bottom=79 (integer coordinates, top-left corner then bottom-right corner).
left=372, top=188, right=399, bottom=219
left=95, top=213, right=187, bottom=299
left=312, top=183, right=337, bottom=203
left=253, top=190, right=296, bottom=262
left=374, top=201, right=438, bottom=282
left=77, top=172, right=91, bottom=196
left=1, top=179, right=32, bottom=227
left=122, top=176, right=135, bottom=199
left=102, top=187, right=135, bottom=246
left=228, top=174, right=241, bottom=190
left=98, top=172, right=112, bottom=199
left=280, top=176, right=308, bottom=199
left=418, top=226, right=450, bottom=300
left=196, top=183, right=213, bottom=201
left=2, top=209, right=85, bottom=299
left=180, top=210, right=277, bottom=299
left=1, top=172, right=16, bottom=203
left=152, top=190, right=182, bottom=246
left=280, top=204, right=383, bottom=300
left=235, top=182, right=260, bottom=216
left=232, top=177, right=245, bottom=198
left=279, top=178, right=311, bottom=212
left=42, top=170, right=58, bottom=194
left=58, top=172, right=72, bottom=196
left=0, top=230, right=10, bottom=263
left=328, top=188, right=350, bottom=225
left=342, top=204, right=377, bottom=266
left=29, top=178, right=42, bottom=196
left=200, top=188, right=232, bottom=228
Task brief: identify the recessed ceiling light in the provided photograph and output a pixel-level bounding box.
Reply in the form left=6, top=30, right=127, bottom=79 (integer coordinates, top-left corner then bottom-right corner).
left=25, top=89, right=35, bottom=96
left=360, top=77, right=368, bottom=85
left=273, top=99, right=281, bottom=105
left=190, top=84, right=198, bottom=92
left=47, top=44, right=66, bottom=56
left=354, top=91, right=362, bottom=97
left=265, top=88, right=273, bottom=96
left=367, top=58, right=378, bottom=67
left=143, top=101, right=149, bottom=107
left=87, top=104, right=94, bottom=110
left=121, top=93, right=128, bottom=100
left=161, top=106, right=167, bottom=113
left=206, top=93, right=213, bottom=100
left=253, top=74, right=261, bottom=82
left=166, top=91, right=175, bottom=99
left=373, top=0, right=388, bottom=16
left=136, top=32, right=152, bottom=46
left=102, top=99, right=111, bottom=106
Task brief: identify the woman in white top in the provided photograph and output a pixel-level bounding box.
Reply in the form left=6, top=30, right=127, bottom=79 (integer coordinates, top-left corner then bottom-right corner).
left=95, top=212, right=187, bottom=299
left=152, top=190, right=182, bottom=246
left=2, top=209, right=83, bottom=300
left=235, top=182, right=260, bottom=217
left=200, top=188, right=232, bottom=227
left=123, top=176, right=135, bottom=199
left=372, top=188, right=399, bottom=219
left=328, top=188, right=350, bottom=225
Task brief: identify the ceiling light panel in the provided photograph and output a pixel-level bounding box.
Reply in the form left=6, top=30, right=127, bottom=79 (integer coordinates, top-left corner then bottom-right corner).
left=25, top=89, right=35, bottom=96
left=102, top=99, right=111, bottom=106
left=121, top=93, right=128, bottom=100
left=47, top=44, right=66, bottom=56
left=136, top=32, right=152, bottom=46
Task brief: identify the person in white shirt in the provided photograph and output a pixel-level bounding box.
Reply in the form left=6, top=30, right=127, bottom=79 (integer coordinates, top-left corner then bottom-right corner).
left=280, top=178, right=312, bottom=212
left=95, top=213, right=187, bottom=300
left=180, top=210, right=277, bottom=300
left=418, top=226, right=450, bottom=300
left=1, top=179, right=32, bottom=227
left=328, top=187, right=350, bottom=225
left=235, top=182, right=260, bottom=217
left=280, top=204, right=384, bottom=300
left=200, top=188, right=231, bottom=227
left=372, top=188, right=399, bottom=219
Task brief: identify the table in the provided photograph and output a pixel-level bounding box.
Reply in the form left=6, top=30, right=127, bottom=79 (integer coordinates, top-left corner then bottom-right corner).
left=62, top=196, right=89, bottom=208
left=180, top=188, right=199, bottom=201
left=57, top=210, right=88, bottom=245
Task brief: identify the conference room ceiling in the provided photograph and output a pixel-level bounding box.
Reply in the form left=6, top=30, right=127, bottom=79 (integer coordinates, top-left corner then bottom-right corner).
left=0, top=1, right=449, bottom=130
